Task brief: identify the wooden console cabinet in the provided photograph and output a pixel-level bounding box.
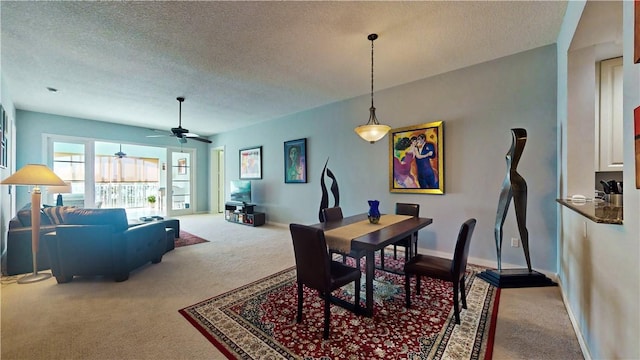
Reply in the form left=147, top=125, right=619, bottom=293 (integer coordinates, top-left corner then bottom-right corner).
left=225, top=202, right=265, bottom=227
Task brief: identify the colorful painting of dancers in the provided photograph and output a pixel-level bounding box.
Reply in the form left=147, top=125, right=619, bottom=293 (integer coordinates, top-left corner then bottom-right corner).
left=389, top=121, right=444, bottom=194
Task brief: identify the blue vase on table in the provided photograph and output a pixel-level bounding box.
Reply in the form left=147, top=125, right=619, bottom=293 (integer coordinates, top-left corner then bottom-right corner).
left=368, top=200, right=380, bottom=224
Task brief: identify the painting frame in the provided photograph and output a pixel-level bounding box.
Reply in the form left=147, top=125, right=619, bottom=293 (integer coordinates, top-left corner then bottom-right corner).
left=389, top=121, right=444, bottom=194
left=239, top=146, right=262, bottom=180
left=284, top=138, right=307, bottom=183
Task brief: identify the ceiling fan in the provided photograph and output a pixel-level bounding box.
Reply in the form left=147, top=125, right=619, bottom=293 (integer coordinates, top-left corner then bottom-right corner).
left=147, top=97, right=212, bottom=144
left=114, top=144, right=127, bottom=158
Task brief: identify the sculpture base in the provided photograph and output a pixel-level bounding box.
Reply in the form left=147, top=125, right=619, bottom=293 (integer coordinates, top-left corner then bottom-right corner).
left=477, top=268, right=556, bottom=288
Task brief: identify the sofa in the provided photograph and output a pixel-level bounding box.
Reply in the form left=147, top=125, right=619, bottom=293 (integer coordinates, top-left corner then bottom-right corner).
left=44, top=208, right=166, bottom=283
left=2, top=207, right=56, bottom=276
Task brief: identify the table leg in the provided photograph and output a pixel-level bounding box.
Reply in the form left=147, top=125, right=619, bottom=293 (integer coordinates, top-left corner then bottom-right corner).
left=364, top=250, right=375, bottom=316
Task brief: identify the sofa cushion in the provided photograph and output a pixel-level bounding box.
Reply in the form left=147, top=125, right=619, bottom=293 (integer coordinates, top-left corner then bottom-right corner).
left=17, top=209, right=32, bottom=226
left=63, top=208, right=129, bottom=232
left=16, top=208, right=53, bottom=227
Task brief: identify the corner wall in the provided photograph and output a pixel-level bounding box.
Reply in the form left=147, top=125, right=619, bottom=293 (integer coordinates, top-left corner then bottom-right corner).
left=557, top=2, right=640, bottom=358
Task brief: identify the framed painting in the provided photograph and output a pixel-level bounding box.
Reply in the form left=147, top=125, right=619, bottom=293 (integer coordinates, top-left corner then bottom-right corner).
left=284, top=138, right=307, bottom=183
left=0, top=104, right=6, bottom=169
left=389, top=121, right=444, bottom=194
left=240, top=146, right=262, bottom=179
left=177, top=158, right=187, bottom=175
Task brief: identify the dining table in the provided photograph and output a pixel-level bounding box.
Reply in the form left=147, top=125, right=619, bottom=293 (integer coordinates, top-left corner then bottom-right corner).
left=311, top=213, right=433, bottom=317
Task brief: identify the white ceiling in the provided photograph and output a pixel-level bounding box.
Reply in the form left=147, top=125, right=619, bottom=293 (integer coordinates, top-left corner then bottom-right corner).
left=1, top=1, right=568, bottom=137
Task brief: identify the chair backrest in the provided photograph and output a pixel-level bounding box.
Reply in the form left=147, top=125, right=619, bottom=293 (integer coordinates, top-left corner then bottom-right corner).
left=289, top=223, right=331, bottom=291
left=451, top=218, right=477, bottom=279
left=396, top=203, right=420, bottom=217
left=322, top=207, right=344, bottom=222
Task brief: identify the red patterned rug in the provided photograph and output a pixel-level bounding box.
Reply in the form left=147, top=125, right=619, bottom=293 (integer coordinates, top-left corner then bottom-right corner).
left=175, top=230, right=209, bottom=248
left=179, top=256, right=500, bottom=359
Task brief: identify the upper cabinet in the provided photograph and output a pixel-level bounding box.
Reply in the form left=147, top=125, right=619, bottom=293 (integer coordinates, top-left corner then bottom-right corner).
left=597, top=57, right=623, bottom=171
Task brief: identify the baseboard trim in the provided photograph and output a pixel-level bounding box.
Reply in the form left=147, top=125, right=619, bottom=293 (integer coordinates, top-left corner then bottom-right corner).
left=557, top=278, right=592, bottom=360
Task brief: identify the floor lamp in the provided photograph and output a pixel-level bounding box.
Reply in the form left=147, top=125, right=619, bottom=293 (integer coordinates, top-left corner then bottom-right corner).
left=1, top=164, right=66, bottom=284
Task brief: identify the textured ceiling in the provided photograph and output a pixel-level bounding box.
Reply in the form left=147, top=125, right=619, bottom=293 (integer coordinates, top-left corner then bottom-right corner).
left=1, top=1, right=567, bottom=137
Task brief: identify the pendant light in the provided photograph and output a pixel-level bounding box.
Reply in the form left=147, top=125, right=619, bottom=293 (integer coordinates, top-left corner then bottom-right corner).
left=354, top=33, right=391, bottom=143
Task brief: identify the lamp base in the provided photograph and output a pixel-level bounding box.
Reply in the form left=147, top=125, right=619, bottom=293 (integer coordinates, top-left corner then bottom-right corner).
left=17, top=272, right=52, bottom=284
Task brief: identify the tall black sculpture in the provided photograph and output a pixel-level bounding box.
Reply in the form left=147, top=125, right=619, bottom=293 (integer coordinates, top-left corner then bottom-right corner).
left=478, top=128, right=555, bottom=288
left=318, top=158, right=340, bottom=222
left=495, top=128, right=530, bottom=271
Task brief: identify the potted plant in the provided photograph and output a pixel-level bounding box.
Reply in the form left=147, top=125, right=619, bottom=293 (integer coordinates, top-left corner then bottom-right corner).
left=147, top=195, right=157, bottom=208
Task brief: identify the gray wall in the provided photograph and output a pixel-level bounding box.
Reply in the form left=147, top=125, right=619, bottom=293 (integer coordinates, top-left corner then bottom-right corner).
left=213, top=45, right=558, bottom=272
left=13, top=110, right=210, bottom=212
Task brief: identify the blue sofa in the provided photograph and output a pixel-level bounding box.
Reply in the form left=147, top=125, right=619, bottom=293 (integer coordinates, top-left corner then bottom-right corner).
left=44, top=208, right=166, bottom=283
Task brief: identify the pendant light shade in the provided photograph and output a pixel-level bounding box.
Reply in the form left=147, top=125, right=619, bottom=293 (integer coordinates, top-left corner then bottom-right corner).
left=355, top=33, right=390, bottom=144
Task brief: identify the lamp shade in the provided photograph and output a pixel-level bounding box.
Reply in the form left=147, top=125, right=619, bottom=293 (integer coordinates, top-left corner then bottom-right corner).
left=1, top=164, right=66, bottom=186
left=47, top=181, right=72, bottom=194
left=355, top=124, right=391, bottom=143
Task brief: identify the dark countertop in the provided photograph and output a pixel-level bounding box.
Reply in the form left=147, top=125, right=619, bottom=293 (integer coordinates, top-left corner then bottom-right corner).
left=556, top=199, right=623, bottom=225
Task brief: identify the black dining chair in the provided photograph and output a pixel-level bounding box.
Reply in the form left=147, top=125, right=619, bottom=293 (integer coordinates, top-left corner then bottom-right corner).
left=289, top=223, right=361, bottom=339
left=323, top=207, right=366, bottom=270
left=380, top=203, right=420, bottom=271
left=404, top=218, right=476, bottom=325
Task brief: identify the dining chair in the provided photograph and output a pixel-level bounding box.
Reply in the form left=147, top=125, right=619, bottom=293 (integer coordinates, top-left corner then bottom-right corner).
left=404, top=218, right=476, bottom=324
left=289, top=223, right=361, bottom=339
left=380, top=203, right=420, bottom=271
left=323, top=207, right=365, bottom=270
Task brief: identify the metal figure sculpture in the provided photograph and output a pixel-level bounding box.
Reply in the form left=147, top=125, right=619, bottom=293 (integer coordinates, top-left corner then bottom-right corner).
left=494, top=128, right=531, bottom=272
left=318, top=158, right=340, bottom=222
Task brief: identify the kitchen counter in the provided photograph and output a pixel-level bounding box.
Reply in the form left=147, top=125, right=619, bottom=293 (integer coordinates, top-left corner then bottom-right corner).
left=556, top=199, right=623, bottom=225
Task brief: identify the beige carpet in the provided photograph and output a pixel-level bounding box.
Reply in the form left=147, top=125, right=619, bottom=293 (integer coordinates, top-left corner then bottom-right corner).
left=0, top=213, right=583, bottom=359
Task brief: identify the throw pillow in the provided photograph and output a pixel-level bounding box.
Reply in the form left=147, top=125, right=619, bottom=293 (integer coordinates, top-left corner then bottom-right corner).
left=42, top=206, right=74, bottom=225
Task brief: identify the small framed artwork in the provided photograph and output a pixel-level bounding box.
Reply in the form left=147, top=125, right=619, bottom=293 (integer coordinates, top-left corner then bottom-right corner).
left=177, top=158, right=187, bottom=175
left=284, top=138, right=307, bottom=183
left=389, top=121, right=444, bottom=194
left=240, top=146, right=262, bottom=179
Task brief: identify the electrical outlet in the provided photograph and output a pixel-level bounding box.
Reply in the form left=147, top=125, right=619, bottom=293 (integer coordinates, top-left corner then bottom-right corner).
left=511, top=238, right=519, bottom=247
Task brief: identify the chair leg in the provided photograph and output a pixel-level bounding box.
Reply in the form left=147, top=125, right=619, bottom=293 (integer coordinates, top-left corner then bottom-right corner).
left=405, top=273, right=412, bottom=308
left=416, top=275, right=422, bottom=294
left=380, top=248, right=385, bottom=269
left=342, top=254, right=347, bottom=264
left=354, top=275, right=361, bottom=311
left=460, top=276, right=467, bottom=309
left=393, top=245, right=398, bottom=259
left=297, top=281, right=303, bottom=323
left=453, top=281, right=460, bottom=324
left=323, top=295, right=330, bottom=339
left=356, top=256, right=361, bottom=270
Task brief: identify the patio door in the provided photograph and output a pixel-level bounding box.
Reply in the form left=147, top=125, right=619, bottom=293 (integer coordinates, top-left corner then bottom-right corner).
left=167, top=148, right=195, bottom=216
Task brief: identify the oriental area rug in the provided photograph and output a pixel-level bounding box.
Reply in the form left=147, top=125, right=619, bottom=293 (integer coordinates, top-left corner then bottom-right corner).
left=179, top=256, right=500, bottom=359
left=175, top=230, right=209, bottom=248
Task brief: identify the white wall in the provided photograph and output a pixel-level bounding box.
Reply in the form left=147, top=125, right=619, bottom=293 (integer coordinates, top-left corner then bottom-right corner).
left=213, top=45, right=559, bottom=273
left=558, top=1, right=639, bottom=359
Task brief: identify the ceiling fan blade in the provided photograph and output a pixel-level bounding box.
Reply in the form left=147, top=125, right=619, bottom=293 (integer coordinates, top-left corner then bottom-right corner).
left=146, top=134, right=172, bottom=138
left=189, top=136, right=212, bottom=144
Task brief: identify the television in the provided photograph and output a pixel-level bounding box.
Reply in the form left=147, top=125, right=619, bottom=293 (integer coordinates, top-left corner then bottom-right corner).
left=230, top=180, right=252, bottom=204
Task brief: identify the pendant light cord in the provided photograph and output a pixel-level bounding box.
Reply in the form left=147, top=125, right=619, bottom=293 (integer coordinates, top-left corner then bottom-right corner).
left=370, top=37, right=375, bottom=109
